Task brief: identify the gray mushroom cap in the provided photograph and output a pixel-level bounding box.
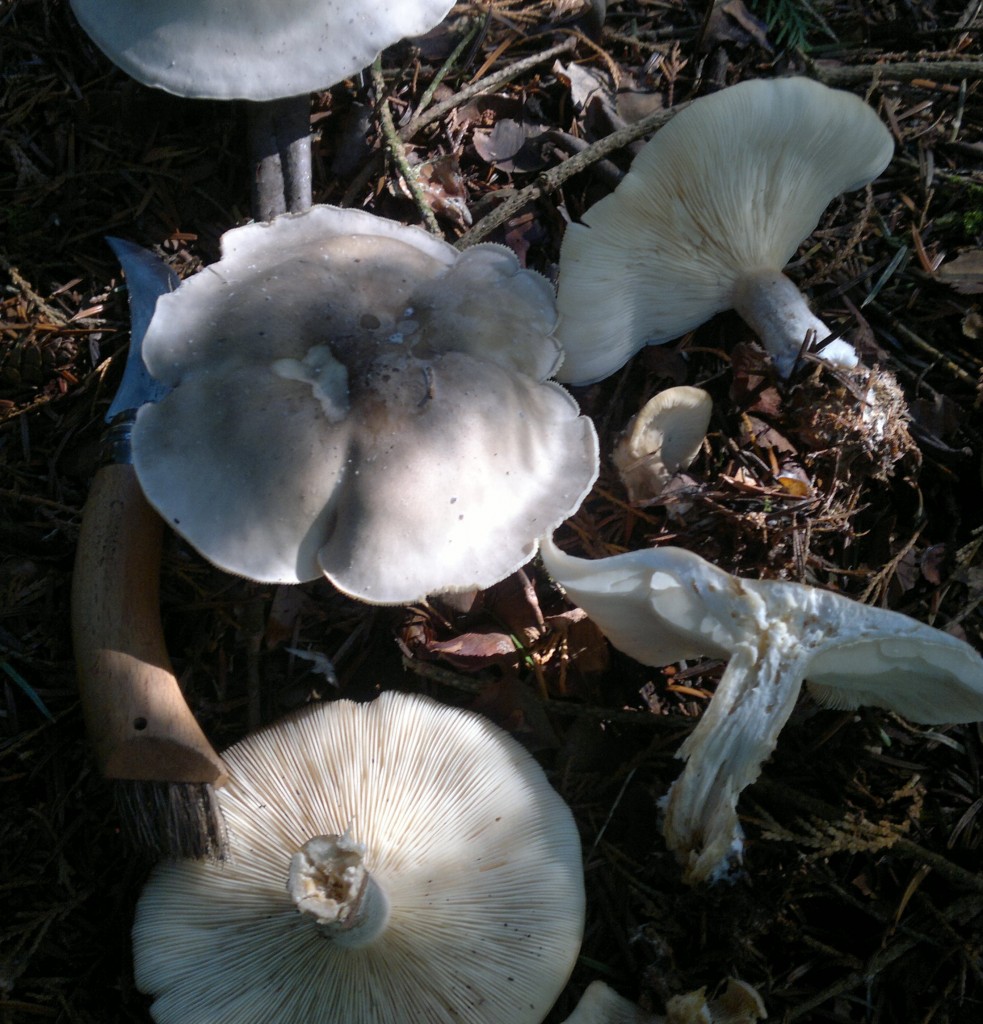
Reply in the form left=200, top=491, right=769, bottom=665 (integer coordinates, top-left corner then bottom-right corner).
left=68, top=0, right=457, bottom=101
left=555, top=77, right=894, bottom=384
left=133, top=691, right=586, bottom=1024
left=131, top=205, right=598, bottom=605
left=560, top=979, right=767, bottom=1024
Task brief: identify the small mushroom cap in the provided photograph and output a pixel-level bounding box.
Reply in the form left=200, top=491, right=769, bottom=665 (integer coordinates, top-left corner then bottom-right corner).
left=69, top=0, right=456, bottom=100
left=131, top=205, right=598, bottom=605
left=612, top=386, right=712, bottom=502
left=133, top=691, right=586, bottom=1024
left=555, top=77, right=894, bottom=384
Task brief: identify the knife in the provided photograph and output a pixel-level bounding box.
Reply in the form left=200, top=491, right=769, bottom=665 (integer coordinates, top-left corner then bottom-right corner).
left=72, top=239, right=228, bottom=797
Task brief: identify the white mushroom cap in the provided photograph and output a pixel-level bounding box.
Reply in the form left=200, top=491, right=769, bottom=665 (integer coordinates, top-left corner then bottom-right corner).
left=555, top=77, right=894, bottom=384
left=68, top=0, right=457, bottom=101
left=562, top=981, right=661, bottom=1024
left=133, top=690, right=585, bottom=1024
left=130, top=204, right=598, bottom=605
left=539, top=536, right=983, bottom=883
left=612, top=386, right=712, bottom=503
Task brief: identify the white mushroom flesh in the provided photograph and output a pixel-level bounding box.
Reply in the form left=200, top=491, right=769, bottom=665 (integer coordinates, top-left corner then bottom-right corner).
left=288, top=833, right=391, bottom=946
left=731, top=270, right=858, bottom=378
left=539, top=537, right=983, bottom=883
left=561, top=980, right=662, bottom=1024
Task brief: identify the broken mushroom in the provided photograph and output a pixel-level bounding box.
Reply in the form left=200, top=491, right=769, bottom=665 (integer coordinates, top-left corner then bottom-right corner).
left=555, top=77, right=894, bottom=383
left=130, top=204, right=599, bottom=605
left=133, top=690, right=585, bottom=1024
left=561, top=978, right=766, bottom=1024
left=612, top=386, right=712, bottom=503
left=539, top=535, right=983, bottom=883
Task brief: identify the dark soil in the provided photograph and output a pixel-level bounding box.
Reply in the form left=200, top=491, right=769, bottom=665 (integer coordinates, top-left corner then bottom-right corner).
left=2, top=1, right=982, bottom=1022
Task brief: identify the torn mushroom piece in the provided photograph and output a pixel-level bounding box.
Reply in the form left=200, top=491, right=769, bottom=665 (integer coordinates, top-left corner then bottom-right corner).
left=131, top=204, right=599, bottom=605
left=561, top=981, right=660, bottom=1024
left=561, top=979, right=766, bottom=1024
left=539, top=536, right=983, bottom=884
left=133, top=691, right=585, bottom=1024
left=555, top=77, right=894, bottom=383
left=612, top=386, right=712, bottom=504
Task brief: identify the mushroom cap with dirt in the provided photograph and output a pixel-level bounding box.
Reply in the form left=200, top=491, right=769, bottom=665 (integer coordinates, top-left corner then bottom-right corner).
left=539, top=535, right=983, bottom=884
left=612, top=386, right=712, bottom=504
left=68, top=0, right=457, bottom=101
left=555, top=77, right=894, bottom=383
left=132, top=690, right=586, bottom=1024
left=130, top=204, right=599, bottom=605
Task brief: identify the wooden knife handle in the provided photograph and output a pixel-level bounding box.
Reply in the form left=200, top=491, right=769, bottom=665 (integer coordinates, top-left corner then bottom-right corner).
left=72, top=461, right=228, bottom=786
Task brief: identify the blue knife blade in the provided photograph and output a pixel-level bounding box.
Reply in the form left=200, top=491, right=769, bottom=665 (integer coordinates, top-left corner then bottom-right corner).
left=104, top=237, right=177, bottom=423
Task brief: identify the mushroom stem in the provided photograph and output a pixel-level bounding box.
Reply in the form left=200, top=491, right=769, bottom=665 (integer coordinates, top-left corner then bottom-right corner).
left=732, top=269, right=858, bottom=378
left=288, top=833, right=391, bottom=947
left=662, top=596, right=813, bottom=884
left=247, top=95, right=313, bottom=222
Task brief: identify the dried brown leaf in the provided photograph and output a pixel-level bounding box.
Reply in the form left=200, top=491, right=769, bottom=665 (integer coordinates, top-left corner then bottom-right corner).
left=936, top=250, right=983, bottom=294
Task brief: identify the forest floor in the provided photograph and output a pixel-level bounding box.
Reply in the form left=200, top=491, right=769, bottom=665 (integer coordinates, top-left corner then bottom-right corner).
left=2, top=1, right=983, bottom=1022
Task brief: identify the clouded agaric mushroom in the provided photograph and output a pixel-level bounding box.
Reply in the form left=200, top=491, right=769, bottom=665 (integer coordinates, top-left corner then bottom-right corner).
left=555, top=78, right=894, bottom=383
left=68, top=0, right=455, bottom=101
left=133, top=691, right=585, bottom=1024
left=130, top=204, right=598, bottom=605
left=68, top=0, right=455, bottom=218
left=539, top=536, right=983, bottom=883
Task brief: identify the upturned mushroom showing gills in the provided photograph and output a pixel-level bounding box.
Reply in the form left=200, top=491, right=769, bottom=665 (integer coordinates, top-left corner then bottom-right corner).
left=130, top=204, right=599, bottom=605
left=539, top=536, right=983, bottom=884
left=133, top=691, right=585, bottom=1024
left=555, top=77, right=895, bottom=384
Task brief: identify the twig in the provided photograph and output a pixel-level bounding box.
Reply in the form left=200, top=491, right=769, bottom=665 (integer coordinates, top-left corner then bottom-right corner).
left=457, top=99, right=689, bottom=247
left=399, top=34, right=578, bottom=140
left=753, top=777, right=983, bottom=896
left=0, top=488, right=80, bottom=517
left=341, top=35, right=579, bottom=210
left=0, top=254, right=68, bottom=325
left=803, top=56, right=983, bottom=86
left=410, top=19, right=483, bottom=124
left=370, top=56, right=441, bottom=235
left=785, top=892, right=983, bottom=1019
left=866, top=299, right=979, bottom=387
